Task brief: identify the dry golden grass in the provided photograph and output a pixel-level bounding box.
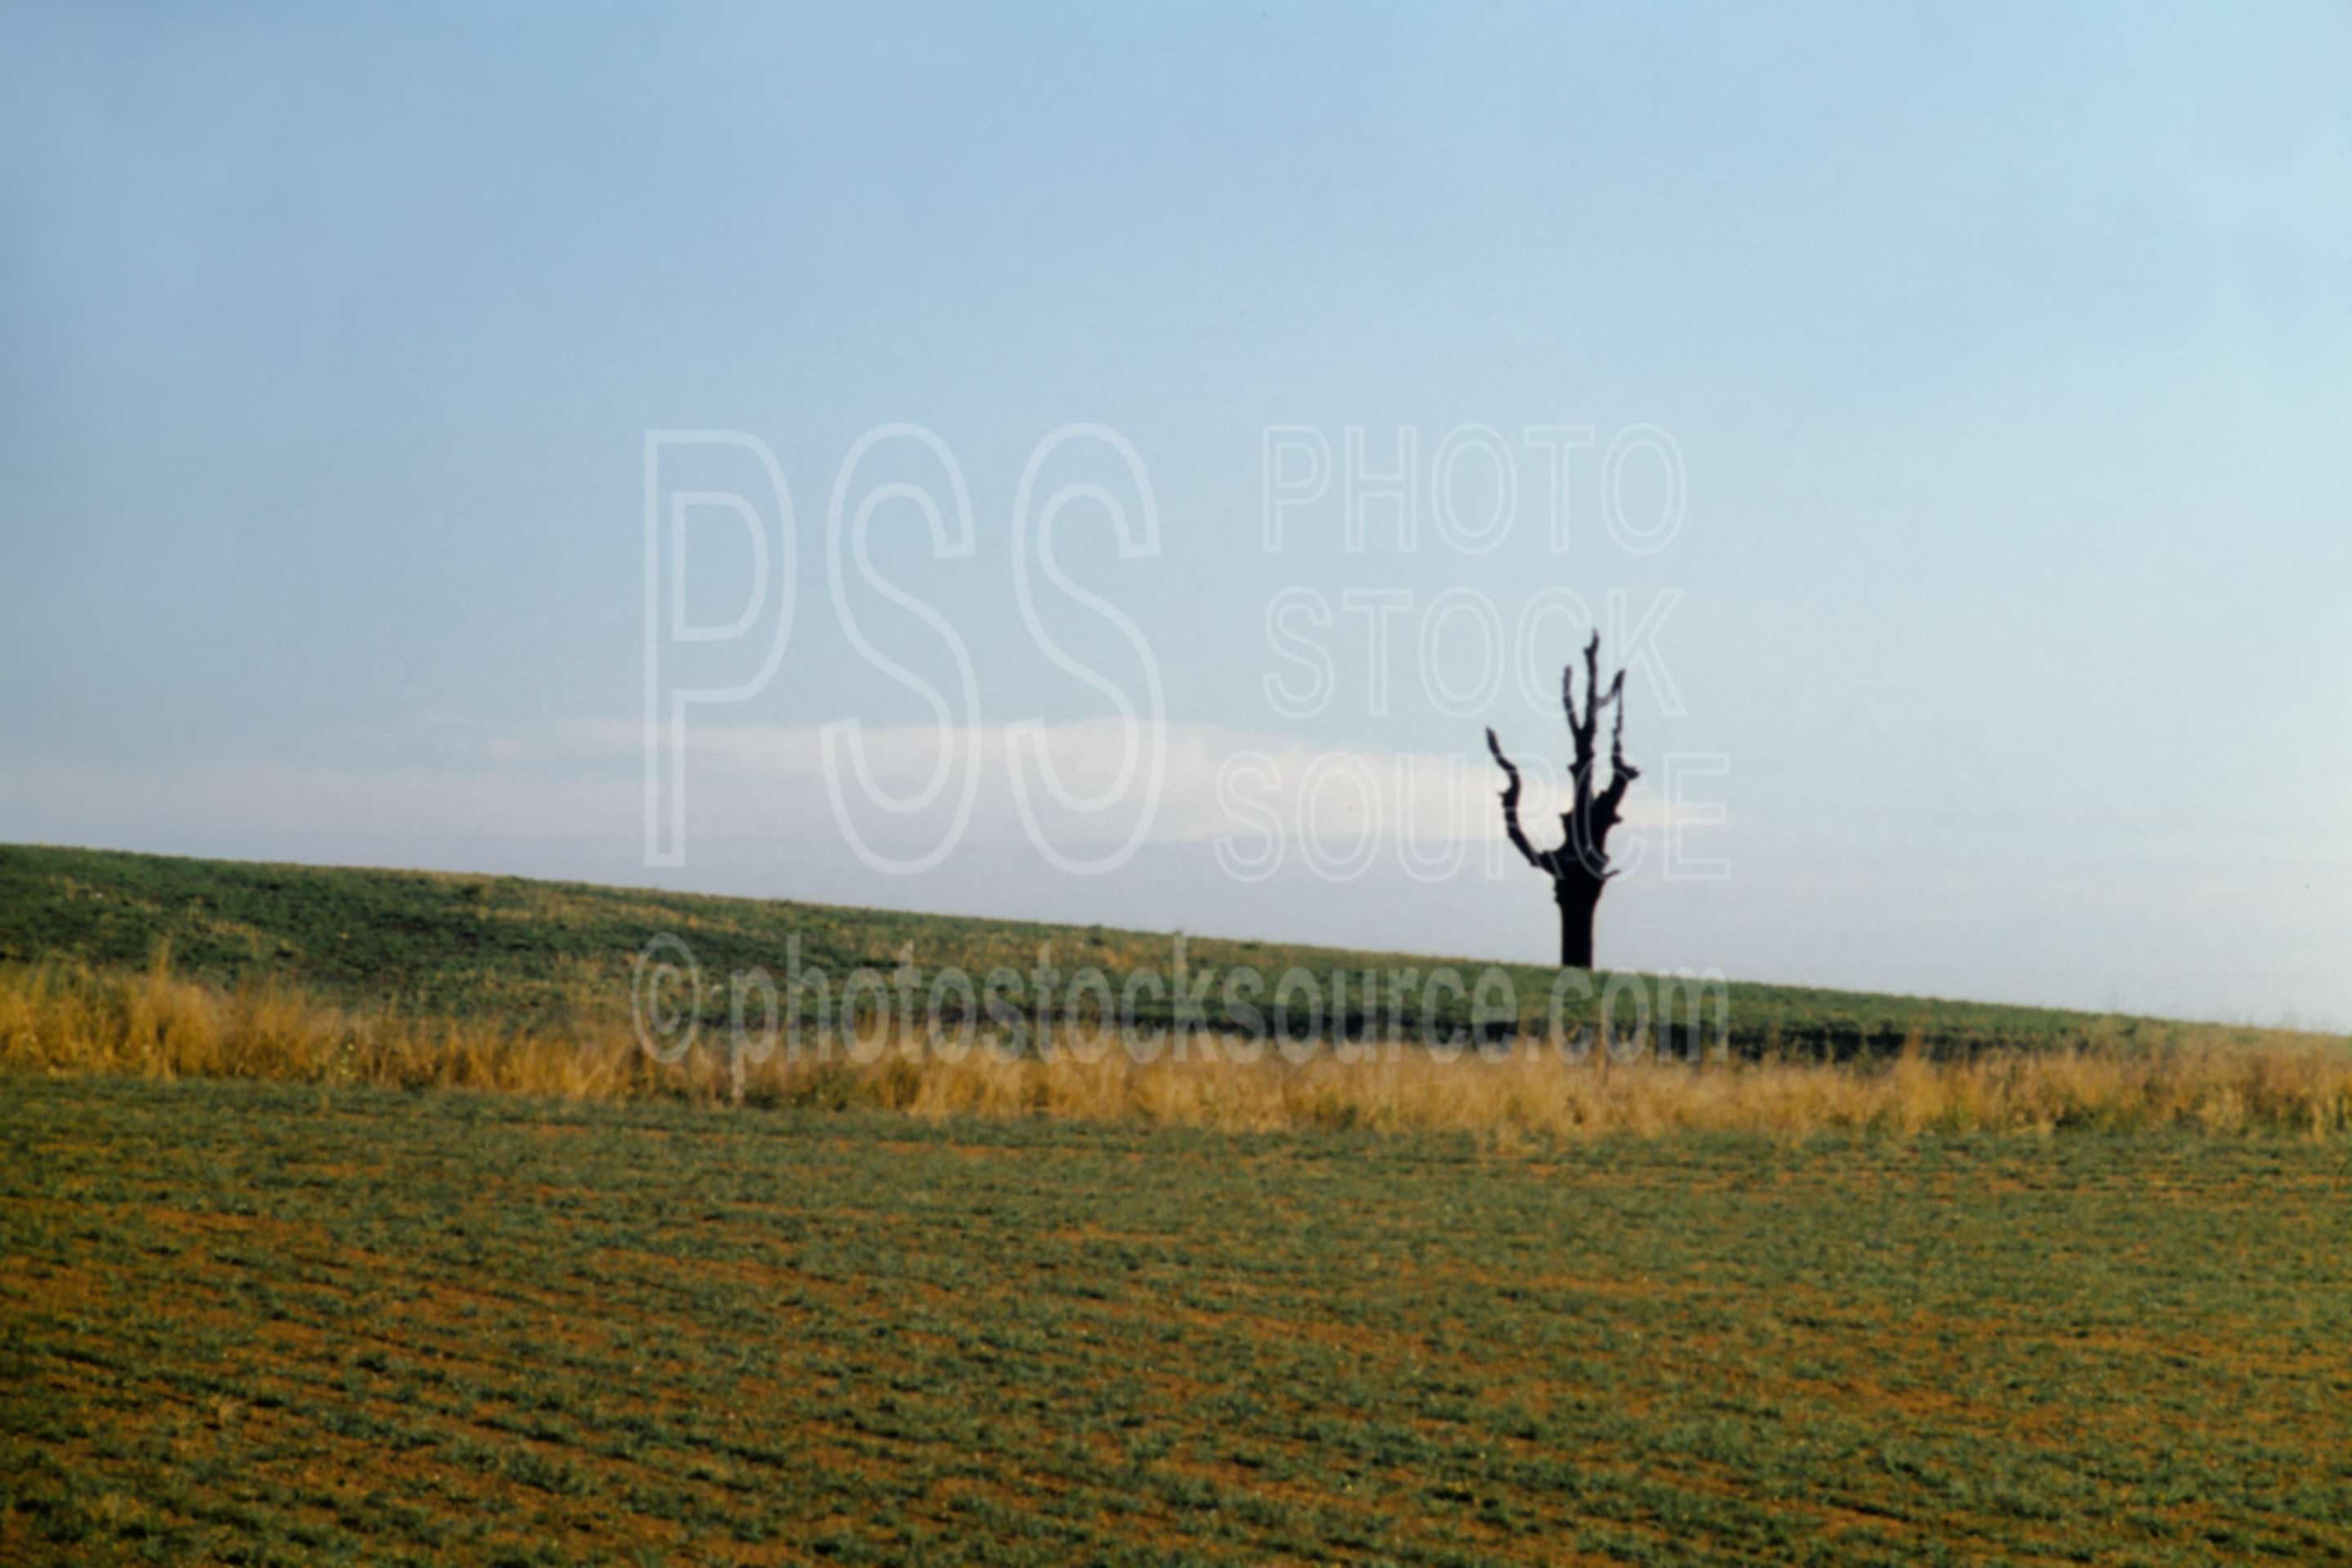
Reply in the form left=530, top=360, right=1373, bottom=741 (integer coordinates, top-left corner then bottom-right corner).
left=4, top=953, right=2347, bottom=1139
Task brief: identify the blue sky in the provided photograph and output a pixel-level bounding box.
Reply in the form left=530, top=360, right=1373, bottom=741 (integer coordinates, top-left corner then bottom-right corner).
left=5, top=2, right=2348, bottom=1026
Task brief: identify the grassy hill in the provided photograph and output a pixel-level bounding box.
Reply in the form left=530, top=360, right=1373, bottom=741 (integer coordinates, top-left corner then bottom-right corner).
left=0, top=843, right=2310, bottom=1060
left=7, top=853, right=2349, bottom=1561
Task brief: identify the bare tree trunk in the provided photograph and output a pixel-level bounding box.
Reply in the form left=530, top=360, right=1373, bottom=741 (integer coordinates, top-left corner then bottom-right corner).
left=1555, top=877, right=1600, bottom=970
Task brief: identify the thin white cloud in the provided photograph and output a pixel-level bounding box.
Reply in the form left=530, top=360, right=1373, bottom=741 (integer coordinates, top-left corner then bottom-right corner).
left=0, top=719, right=1685, bottom=854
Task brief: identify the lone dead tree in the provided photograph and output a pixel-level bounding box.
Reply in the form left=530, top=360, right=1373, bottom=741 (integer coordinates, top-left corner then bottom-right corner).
left=1485, top=631, right=1640, bottom=969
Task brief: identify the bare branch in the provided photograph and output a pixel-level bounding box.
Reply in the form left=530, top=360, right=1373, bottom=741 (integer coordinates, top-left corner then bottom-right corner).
left=1608, top=679, right=1639, bottom=786
left=1595, top=670, right=1639, bottom=830
left=1561, top=631, right=1601, bottom=817
left=1484, top=727, right=1545, bottom=871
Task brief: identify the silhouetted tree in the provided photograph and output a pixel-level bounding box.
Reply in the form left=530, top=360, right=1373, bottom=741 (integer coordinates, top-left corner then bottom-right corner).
left=1485, top=632, right=1640, bottom=969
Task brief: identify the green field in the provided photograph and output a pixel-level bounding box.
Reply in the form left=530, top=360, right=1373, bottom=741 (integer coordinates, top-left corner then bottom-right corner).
left=5, top=1076, right=2349, bottom=1565
left=7, top=844, right=2348, bottom=1563
left=0, top=844, right=2294, bottom=1060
